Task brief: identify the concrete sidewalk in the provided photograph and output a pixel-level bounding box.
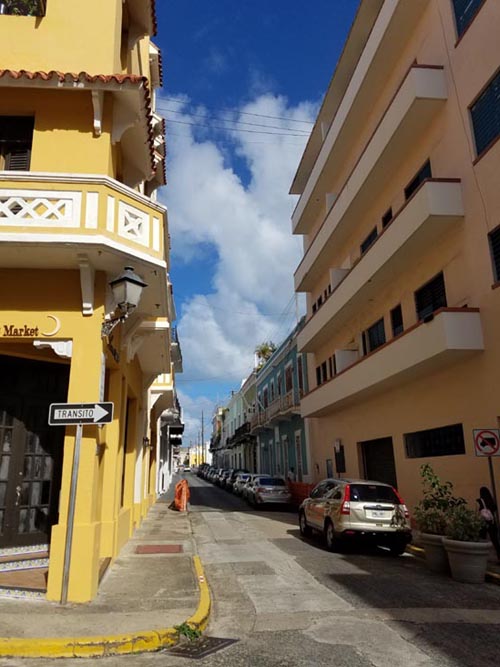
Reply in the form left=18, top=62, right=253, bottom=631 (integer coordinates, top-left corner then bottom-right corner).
left=0, top=499, right=200, bottom=643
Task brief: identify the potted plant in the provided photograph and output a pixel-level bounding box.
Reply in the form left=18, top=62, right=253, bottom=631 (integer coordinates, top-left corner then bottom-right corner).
left=443, top=505, right=490, bottom=583
left=413, top=464, right=464, bottom=573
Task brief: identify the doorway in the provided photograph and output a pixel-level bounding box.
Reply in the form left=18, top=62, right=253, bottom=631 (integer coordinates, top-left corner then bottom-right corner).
left=359, top=436, right=398, bottom=488
left=0, top=354, right=69, bottom=548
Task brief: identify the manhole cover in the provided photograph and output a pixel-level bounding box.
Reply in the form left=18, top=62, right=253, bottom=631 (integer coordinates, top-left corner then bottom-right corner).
left=165, top=637, right=239, bottom=659
left=135, top=544, right=183, bottom=554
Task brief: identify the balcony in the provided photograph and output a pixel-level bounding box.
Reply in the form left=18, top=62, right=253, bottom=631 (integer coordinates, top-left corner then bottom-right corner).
left=292, top=0, right=433, bottom=232
left=298, top=180, right=464, bottom=352
left=300, top=308, right=484, bottom=417
left=0, top=1, right=46, bottom=16
left=250, top=391, right=301, bottom=431
left=0, top=172, right=168, bottom=316
left=294, top=66, right=447, bottom=261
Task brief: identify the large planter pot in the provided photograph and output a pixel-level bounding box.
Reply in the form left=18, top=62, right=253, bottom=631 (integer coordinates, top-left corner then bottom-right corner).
left=420, top=533, right=448, bottom=573
left=442, top=538, right=490, bottom=583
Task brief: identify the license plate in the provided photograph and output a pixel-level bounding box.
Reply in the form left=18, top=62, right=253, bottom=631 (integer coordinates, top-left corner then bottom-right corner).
left=369, top=510, right=388, bottom=518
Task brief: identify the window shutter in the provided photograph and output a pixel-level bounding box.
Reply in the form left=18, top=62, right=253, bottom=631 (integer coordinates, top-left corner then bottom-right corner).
left=5, top=147, right=31, bottom=171
left=489, top=227, right=500, bottom=281
left=453, top=0, right=485, bottom=38
left=415, top=273, right=447, bottom=320
left=471, top=71, right=500, bottom=156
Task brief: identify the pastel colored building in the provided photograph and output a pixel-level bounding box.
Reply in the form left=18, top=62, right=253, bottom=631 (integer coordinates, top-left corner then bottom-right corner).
left=292, top=0, right=500, bottom=508
left=251, top=321, right=311, bottom=481
left=0, top=0, right=180, bottom=602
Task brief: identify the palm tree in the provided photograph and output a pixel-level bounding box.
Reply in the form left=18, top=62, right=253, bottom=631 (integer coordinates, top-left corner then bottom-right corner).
left=255, top=341, right=276, bottom=369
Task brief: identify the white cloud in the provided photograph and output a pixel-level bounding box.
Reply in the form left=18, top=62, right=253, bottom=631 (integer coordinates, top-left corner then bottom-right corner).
left=160, top=93, right=315, bottom=427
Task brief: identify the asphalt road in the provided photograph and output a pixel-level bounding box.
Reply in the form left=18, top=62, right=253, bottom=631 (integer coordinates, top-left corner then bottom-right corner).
left=11, top=472, right=500, bottom=667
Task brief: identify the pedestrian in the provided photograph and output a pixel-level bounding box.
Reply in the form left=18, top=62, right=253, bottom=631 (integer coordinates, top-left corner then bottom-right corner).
left=287, top=467, right=296, bottom=482
left=477, top=486, right=500, bottom=561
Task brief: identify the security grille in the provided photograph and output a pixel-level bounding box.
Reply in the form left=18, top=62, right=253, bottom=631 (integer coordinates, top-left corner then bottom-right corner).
left=452, top=0, right=485, bottom=38
left=415, top=272, right=447, bottom=321
left=489, top=226, right=500, bottom=281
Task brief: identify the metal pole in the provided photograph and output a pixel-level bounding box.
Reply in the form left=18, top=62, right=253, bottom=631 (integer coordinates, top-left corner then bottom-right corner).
left=61, top=423, right=83, bottom=605
left=201, top=410, right=205, bottom=463
left=488, top=457, right=498, bottom=517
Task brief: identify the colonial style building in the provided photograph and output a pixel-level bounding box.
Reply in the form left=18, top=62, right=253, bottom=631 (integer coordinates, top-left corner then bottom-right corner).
left=0, top=0, right=180, bottom=602
left=250, top=321, right=311, bottom=481
left=292, top=0, right=500, bottom=507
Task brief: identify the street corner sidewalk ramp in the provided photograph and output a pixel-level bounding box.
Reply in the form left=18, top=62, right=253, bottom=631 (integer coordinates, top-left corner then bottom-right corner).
left=0, top=503, right=211, bottom=659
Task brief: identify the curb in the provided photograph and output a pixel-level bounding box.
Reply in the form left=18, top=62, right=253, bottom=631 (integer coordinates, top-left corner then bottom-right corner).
left=0, top=555, right=211, bottom=659
left=407, top=543, right=500, bottom=585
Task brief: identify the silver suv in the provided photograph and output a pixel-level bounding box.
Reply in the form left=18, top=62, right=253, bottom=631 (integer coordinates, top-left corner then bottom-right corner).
left=299, top=478, right=411, bottom=555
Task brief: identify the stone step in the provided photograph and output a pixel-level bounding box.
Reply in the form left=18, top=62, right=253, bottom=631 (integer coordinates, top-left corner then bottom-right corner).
left=0, top=557, right=49, bottom=572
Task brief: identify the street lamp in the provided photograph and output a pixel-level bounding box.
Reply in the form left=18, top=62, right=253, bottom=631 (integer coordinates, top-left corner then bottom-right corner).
left=101, top=266, right=148, bottom=338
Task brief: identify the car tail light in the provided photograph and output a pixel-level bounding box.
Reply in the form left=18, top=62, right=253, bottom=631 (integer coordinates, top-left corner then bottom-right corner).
left=341, top=484, right=351, bottom=515
left=393, top=487, right=410, bottom=518
left=257, top=487, right=266, bottom=494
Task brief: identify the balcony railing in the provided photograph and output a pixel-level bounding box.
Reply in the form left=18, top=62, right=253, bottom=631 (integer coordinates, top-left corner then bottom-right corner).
left=250, top=391, right=301, bottom=431
left=0, top=0, right=46, bottom=16
left=301, top=308, right=484, bottom=417
left=0, top=172, right=167, bottom=265
left=298, top=179, right=464, bottom=353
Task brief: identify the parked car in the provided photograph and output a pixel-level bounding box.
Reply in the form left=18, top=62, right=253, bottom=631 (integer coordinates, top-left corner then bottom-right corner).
left=233, top=473, right=251, bottom=495
left=208, top=468, right=222, bottom=483
left=246, top=476, right=291, bottom=506
left=299, top=478, right=411, bottom=555
left=197, top=463, right=209, bottom=478
left=226, top=469, right=250, bottom=492
left=215, top=469, right=230, bottom=487
left=242, top=474, right=269, bottom=501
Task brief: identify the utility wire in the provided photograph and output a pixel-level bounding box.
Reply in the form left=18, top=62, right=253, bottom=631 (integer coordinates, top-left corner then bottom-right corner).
left=160, top=95, right=314, bottom=125
left=165, top=118, right=310, bottom=137
left=166, top=131, right=306, bottom=148
left=157, top=104, right=310, bottom=134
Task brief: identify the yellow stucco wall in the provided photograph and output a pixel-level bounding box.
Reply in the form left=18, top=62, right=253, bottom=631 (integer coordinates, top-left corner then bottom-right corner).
left=0, top=0, right=122, bottom=74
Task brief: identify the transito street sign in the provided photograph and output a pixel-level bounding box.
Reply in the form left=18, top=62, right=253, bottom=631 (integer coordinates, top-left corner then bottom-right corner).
left=49, top=402, right=114, bottom=426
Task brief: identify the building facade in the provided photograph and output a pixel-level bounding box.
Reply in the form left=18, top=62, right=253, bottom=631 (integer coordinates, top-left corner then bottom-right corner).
left=0, top=0, right=179, bottom=602
left=292, top=0, right=500, bottom=508
left=251, top=321, right=311, bottom=481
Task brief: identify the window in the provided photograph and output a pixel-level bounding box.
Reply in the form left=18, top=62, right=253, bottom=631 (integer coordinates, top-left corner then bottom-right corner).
left=415, top=272, right=447, bottom=320
left=452, top=0, right=485, bottom=38
left=489, top=226, right=500, bottom=281
left=297, top=356, right=304, bottom=395
left=321, top=361, right=328, bottom=384
left=382, top=207, right=393, bottom=228
left=0, top=116, right=34, bottom=171
left=363, top=318, right=386, bottom=354
left=316, top=366, right=322, bottom=387
left=404, top=160, right=432, bottom=200
left=471, top=69, right=500, bottom=157
left=405, top=423, right=465, bottom=458
left=360, top=227, right=378, bottom=255
left=390, top=305, right=404, bottom=337
left=0, top=1, right=46, bottom=16
left=277, top=372, right=282, bottom=396
left=284, top=364, right=293, bottom=393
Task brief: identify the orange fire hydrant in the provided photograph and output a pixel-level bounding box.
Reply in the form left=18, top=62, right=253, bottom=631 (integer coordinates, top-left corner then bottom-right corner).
left=174, top=479, right=190, bottom=511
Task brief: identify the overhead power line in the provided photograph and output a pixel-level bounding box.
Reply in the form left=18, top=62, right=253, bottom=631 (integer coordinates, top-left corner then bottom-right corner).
left=165, top=118, right=310, bottom=137
left=159, top=95, right=314, bottom=125
left=157, top=104, right=310, bottom=134
left=167, top=131, right=306, bottom=147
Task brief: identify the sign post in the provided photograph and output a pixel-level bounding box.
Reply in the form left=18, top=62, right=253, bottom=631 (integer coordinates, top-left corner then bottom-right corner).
left=49, top=402, right=114, bottom=604
left=473, top=429, right=500, bottom=515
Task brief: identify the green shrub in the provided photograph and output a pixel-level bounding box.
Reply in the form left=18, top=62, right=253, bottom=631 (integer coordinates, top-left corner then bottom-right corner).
left=414, top=464, right=465, bottom=534
left=445, top=505, right=486, bottom=542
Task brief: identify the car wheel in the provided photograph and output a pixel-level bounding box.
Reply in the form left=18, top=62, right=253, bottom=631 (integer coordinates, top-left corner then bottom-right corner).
left=324, top=520, right=337, bottom=552
left=299, top=511, right=312, bottom=537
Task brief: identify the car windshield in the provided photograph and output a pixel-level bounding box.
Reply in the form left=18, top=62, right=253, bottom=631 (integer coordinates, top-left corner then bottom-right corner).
left=259, top=478, right=285, bottom=486
left=350, top=484, right=399, bottom=504
left=238, top=475, right=250, bottom=481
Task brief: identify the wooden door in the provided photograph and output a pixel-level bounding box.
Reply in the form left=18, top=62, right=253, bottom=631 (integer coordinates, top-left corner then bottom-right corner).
left=0, top=355, right=69, bottom=547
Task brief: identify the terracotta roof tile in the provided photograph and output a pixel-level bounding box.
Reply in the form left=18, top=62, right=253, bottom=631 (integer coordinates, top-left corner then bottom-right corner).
left=0, top=69, right=163, bottom=180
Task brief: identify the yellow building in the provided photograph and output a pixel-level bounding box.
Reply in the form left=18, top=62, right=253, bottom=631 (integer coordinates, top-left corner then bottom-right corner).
left=0, top=0, right=179, bottom=602
left=292, top=0, right=500, bottom=510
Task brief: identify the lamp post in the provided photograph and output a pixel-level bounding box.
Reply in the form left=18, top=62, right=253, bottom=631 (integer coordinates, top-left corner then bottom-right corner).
left=101, top=266, right=148, bottom=338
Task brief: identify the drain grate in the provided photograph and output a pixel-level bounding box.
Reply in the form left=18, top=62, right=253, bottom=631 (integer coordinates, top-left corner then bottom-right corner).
left=165, top=637, right=239, bottom=659
left=135, top=544, right=183, bottom=554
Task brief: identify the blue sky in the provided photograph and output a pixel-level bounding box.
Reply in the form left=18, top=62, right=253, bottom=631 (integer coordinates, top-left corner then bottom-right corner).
left=154, top=1, right=359, bottom=444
